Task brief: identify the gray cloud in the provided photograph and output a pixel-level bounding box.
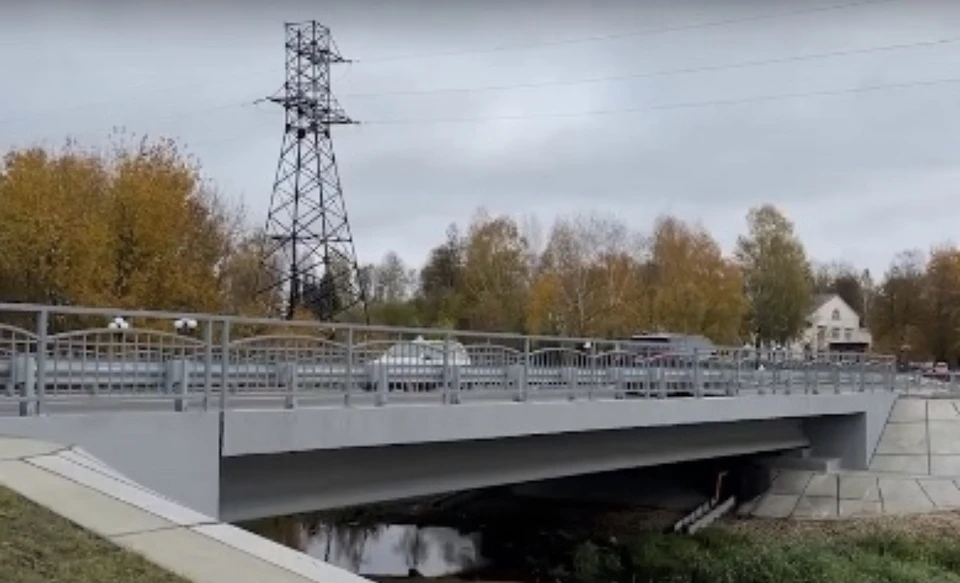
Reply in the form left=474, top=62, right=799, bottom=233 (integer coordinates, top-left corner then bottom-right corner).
left=2, top=0, right=959, bottom=275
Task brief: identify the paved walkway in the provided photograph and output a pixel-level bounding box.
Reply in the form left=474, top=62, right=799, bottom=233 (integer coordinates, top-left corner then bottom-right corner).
left=741, top=396, right=960, bottom=520
left=0, top=436, right=372, bottom=583
left=739, top=468, right=960, bottom=519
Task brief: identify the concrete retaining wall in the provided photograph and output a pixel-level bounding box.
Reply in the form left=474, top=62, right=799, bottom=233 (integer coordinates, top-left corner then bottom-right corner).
left=0, top=411, right=221, bottom=516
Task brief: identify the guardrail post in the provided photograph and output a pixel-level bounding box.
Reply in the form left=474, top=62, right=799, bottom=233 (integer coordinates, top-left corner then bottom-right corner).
left=508, top=364, right=525, bottom=403
left=692, top=349, right=703, bottom=398
left=832, top=358, right=841, bottom=394
left=278, top=362, right=298, bottom=409
left=607, top=367, right=624, bottom=399
left=344, top=328, right=354, bottom=407
left=219, top=319, right=230, bottom=411
left=35, top=309, right=48, bottom=415
left=450, top=365, right=461, bottom=404
left=518, top=337, right=530, bottom=402
left=657, top=361, right=667, bottom=399
left=165, top=359, right=189, bottom=412
left=858, top=356, right=866, bottom=392
left=12, top=354, right=37, bottom=417
left=375, top=364, right=388, bottom=406
left=563, top=368, right=576, bottom=401
left=442, top=333, right=452, bottom=405
left=783, top=357, right=792, bottom=396
left=202, top=320, right=214, bottom=410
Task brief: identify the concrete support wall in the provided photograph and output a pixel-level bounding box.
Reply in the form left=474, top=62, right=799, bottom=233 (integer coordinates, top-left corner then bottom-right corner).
left=223, top=393, right=892, bottom=456
left=219, top=419, right=807, bottom=522
left=0, top=411, right=221, bottom=516
left=801, top=393, right=896, bottom=470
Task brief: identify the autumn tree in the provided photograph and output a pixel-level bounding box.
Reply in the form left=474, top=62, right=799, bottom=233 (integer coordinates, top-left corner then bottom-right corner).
left=647, top=216, right=747, bottom=344
left=868, top=250, right=928, bottom=361
left=458, top=211, right=530, bottom=332
left=735, top=205, right=812, bottom=347
left=218, top=230, right=283, bottom=317
left=528, top=213, right=643, bottom=337
left=0, top=146, right=114, bottom=305
left=0, top=135, right=238, bottom=312
left=921, top=245, right=960, bottom=364
left=416, top=224, right=465, bottom=328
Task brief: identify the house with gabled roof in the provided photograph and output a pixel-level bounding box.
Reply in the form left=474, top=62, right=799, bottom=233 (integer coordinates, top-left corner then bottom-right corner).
left=795, top=293, right=872, bottom=353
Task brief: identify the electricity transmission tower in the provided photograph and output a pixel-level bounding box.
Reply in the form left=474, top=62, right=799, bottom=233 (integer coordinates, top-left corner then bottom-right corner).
left=261, top=20, right=368, bottom=321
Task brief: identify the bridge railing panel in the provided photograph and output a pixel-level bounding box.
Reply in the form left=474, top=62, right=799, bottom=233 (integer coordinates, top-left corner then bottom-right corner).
left=0, top=302, right=905, bottom=415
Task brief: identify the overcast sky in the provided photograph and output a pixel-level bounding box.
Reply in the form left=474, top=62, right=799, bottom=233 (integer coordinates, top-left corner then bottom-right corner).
left=2, top=0, right=959, bottom=276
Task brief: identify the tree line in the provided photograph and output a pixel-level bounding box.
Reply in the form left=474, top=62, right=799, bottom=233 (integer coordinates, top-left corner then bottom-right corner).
left=1, top=137, right=957, bottom=363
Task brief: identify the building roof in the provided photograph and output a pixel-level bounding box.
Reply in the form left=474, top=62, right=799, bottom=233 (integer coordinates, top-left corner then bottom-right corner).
left=810, top=293, right=835, bottom=313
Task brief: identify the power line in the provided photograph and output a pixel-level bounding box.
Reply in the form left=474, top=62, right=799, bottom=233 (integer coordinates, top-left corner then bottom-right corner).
left=342, top=35, right=960, bottom=99
left=360, top=75, right=960, bottom=126
left=357, top=0, right=905, bottom=62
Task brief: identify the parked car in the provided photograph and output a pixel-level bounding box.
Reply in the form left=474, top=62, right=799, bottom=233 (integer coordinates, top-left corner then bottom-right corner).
left=364, top=337, right=471, bottom=392
left=622, top=333, right=718, bottom=362
left=923, top=361, right=951, bottom=382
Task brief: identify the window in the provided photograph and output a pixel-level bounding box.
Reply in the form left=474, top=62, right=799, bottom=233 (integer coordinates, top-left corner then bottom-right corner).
left=831, top=327, right=840, bottom=340
left=844, top=328, right=853, bottom=340
left=831, top=309, right=841, bottom=321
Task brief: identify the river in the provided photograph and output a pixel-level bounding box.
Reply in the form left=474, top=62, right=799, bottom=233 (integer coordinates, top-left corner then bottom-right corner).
left=243, top=463, right=753, bottom=581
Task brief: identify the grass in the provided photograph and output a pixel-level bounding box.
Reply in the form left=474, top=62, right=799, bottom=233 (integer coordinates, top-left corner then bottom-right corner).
left=0, top=486, right=190, bottom=583
left=569, top=517, right=960, bottom=583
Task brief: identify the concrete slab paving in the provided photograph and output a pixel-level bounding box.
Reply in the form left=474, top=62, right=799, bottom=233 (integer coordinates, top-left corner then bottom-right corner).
left=770, top=470, right=812, bottom=495
left=928, top=401, right=960, bottom=420
left=889, top=399, right=928, bottom=422
left=875, top=422, right=928, bottom=455
left=930, top=455, right=960, bottom=476
left=839, top=475, right=881, bottom=501
left=752, top=494, right=800, bottom=518
left=929, top=421, right=960, bottom=455
left=838, top=499, right=884, bottom=518
left=0, top=460, right=175, bottom=537
left=918, top=479, right=960, bottom=508
left=870, top=454, right=929, bottom=474
left=878, top=478, right=935, bottom=514
left=793, top=496, right=838, bottom=520
left=0, top=437, right=64, bottom=460
left=804, top=474, right=838, bottom=497
left=113, top=527, right=316, bottom=583
left=736, top=497, right=760, bottom=517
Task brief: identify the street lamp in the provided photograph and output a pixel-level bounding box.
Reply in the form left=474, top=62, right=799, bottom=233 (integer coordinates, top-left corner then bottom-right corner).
left=173, top=318, right=198, bottom=336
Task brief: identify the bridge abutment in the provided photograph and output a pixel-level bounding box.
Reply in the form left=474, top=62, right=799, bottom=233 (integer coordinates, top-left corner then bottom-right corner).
left=0, top=411, right=221, bottom=517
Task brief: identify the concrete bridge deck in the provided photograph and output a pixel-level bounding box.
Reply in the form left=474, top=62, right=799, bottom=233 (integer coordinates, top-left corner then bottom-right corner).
left=0, top=302, right=908, bottom=521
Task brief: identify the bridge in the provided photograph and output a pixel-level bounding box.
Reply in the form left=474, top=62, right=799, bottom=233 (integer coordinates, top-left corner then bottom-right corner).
left=0, top=302, right=906, bottom=521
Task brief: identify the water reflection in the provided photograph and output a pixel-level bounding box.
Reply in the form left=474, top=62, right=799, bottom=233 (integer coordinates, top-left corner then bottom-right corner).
left=251, top=516, right=483, bottom=578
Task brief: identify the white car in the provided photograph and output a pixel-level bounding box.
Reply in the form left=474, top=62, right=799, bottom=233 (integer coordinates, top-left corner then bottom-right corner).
left=365, top=337, right=471, bottom=392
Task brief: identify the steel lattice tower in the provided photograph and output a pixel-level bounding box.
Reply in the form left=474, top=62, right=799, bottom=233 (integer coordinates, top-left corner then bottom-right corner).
left=261, top=21, right=368, bottom=321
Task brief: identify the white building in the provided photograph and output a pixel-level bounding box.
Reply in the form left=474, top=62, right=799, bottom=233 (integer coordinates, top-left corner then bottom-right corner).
left=796, top=293, right=872, bottom=353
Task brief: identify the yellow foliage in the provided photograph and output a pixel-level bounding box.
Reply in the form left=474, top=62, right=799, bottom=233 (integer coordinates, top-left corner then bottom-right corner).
left=0, top=136, right=250, bottom=314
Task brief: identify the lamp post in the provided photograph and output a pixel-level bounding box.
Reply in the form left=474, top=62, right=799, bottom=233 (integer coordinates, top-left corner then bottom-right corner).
left=106, top=317, right=129, bottom=332
left=173, top=318, right=198, bottom=337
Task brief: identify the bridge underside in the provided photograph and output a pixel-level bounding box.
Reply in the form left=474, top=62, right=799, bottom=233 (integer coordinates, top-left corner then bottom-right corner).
left=219, top=419, right=808, bottom=522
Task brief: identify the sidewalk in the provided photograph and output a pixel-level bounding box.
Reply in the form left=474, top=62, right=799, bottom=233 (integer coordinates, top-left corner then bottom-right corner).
left=0, top=436, right=373, bottom=583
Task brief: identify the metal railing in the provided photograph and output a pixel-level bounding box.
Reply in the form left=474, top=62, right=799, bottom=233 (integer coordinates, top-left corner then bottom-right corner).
left=0, top=302, right=902, bottom=416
